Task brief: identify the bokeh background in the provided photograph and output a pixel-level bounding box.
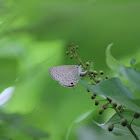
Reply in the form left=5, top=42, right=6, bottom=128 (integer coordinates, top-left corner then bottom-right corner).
left=0, top=0, right=140, bottom=140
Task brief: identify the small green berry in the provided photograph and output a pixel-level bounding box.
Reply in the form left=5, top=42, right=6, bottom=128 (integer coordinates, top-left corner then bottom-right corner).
left=66, top=51, right=69, bottom=55
left=86, top=62, right=90, bottom=66
left=99, top=107, right=104, bottom=115
left=108, top=123, right=114, bottom=132
left=88, top=82, right=92, bottom=85
left=89, top=70, right=94, bottom=74
left=70, top=55, right=74, bottom=59
left=120, top=118, right=127, bottom=126
left=97, top=78, right=102, bottom=83
left=117, top=105, right=122, bottom=110
left=91, top=95, right=96, bottom=99
left=93, top=93, right=97, bottom=96
left=111, top=101, right=117, bottom=108
left=93, top=71, right=98, bottom=75
left=75, top=45, right=79, bottom=49
left=102, top=103, right=109, bottom=109
left=95, top=100, right=99, bottom=106
left=87, top=89, right=90, bottom=92
left=106, top=76, right=110, bottom=79
left=134, top=113, right=140, bottom=119
left=72, top=47, right=76, bottom=51
left=99, top=70, right=104, bottom=75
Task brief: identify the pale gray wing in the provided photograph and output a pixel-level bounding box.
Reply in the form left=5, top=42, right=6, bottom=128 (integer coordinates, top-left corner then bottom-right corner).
left=49, top=65, right=79, bottom=87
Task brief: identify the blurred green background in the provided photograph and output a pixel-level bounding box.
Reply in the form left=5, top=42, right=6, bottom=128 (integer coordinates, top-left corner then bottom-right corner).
left=0, top=0, right=140, bottom=140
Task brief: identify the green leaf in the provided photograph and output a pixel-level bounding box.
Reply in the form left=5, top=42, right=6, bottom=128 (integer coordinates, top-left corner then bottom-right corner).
left=106, top=44, right=140, bottom=92
left=79, top=77, right=135, bottom=99
left=66, top=110, right=93, bottom=140
left=74, top=110, right=93, bottom=123
left=106, top=43, right=121, bottom=73
left=79, top=78, right=140, bottom=113
left=99, top=109, right=140, bottom=137
left=120, top=66, right=140, bottom=92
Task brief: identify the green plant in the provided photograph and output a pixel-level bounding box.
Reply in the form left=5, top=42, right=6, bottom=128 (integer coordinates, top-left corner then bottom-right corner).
left=65, top=43, right=140, bottom=140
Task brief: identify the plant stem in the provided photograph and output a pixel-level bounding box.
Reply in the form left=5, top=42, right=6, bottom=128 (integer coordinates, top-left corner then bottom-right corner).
left=127, top=125, right=139, bottom=140
left=98, top=99, right=107, bottom=102
left=74, top=52, right=87, bottom=70
left=130, top=117, right=135, bottom=125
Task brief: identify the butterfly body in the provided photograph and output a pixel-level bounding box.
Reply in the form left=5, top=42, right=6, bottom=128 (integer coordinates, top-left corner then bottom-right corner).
left=49, top=65, right=87, bottom=87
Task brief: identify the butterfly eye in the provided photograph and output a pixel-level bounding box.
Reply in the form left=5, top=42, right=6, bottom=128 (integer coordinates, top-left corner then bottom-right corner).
left=71, top=82, right=74, bottom=85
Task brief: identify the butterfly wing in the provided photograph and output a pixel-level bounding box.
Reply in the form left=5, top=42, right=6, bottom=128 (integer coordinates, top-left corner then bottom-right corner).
left=49, top=65, right=79, bottom=87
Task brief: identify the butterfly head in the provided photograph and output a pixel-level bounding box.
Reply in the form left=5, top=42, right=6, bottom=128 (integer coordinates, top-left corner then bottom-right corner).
left=77, top=65, right=83, bottom=73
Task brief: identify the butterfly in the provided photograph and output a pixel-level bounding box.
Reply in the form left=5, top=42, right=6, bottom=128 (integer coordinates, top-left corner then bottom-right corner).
left=49, top=65, right=87, bottom=87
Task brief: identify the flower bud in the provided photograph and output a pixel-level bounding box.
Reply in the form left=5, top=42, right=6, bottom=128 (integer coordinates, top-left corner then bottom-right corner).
left=72, top=47, right=76, bottom=51
left=89, top=70, right=94, bottom=74
left=102, top=103, right=109, bottom=110
left=99, top=107, right=104, bottom=115
left=88, top=82, right=92, bottom=85
left=111, top=101, right=117, bottom=108
left=134, top=113, right=140, bottom=119
left=87, top=89, right=90, bottom=92
left=66, top=51, right=69, bottom=55
left=108, top=123, right=114, bottom=132
left=90, top=77, right=93, bottom=80
left=93, top=71, right=98, bottom=75
left=120, top=118, right=127, bottom=126
left=91, top=95, right=96, bottom=99
left=117, top=105, right=122, bottom=110
left=106, top=76, right=110, bottom=79
left=95, top=100, right=99, bottom=106
left=99, top=70, right=104, bottom=75
left=93, top=93, right=97, bottom=96
left=86, top=62, right=90, bottom=66
left=68, top=44, right=71, bottom=47
left=97, top=78, right=102, bottom=83
left=70, top=55, right=74, bottom=59
left=75, top=45, right=79, bottom=49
